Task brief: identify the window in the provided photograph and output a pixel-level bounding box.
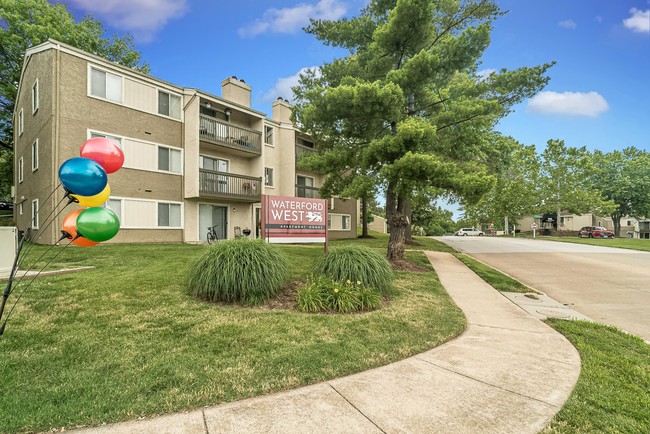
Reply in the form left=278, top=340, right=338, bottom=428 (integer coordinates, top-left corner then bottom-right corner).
left=19, top=203, right=23, bottom=215
left=264, top=126, right=274, bottom=145
left=31, top=199, right=39, bottom=229
left=158, top=147, right=181, bottom=173
left=627, top=220, right=633, bottom=226
left=158, top=91, right=181, bottom=119
left=158, top=202, right=181, bottom=227
left=264, top=167, right=274, bottom=186
left=18, top=157, right=23, bottom=183
left=296, top=175, right=315, bottom=198
left=32, top=80, right=39, bottom=114
left=296, top=137, right=314, bottom=148
left=18, top=109, right=24, bottom=136
left=105, top=199, right=122, bottom=221
left=90, top=67, right=122, bottom=103
left=31, top=139, right=38, bottom=172
left=90, top=131, right=123, bottom=148
left=200, top=156, right=228, bottom=172
left=342, top=215, right=351, bottom=230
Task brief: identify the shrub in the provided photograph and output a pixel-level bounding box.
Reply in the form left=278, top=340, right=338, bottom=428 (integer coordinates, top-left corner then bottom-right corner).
left=297, top=276, right=383, bottom=313
left=314, top=246, right=393, bottom=294
left=187, top=239, right=289, bottom=306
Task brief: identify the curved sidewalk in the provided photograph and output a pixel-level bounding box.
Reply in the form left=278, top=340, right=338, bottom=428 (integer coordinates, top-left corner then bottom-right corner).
left=76, top=252, right=580, bottom=434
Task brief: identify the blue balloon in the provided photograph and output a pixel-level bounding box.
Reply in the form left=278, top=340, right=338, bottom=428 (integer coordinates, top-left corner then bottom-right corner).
left=59, top=157, right=108, bottom=197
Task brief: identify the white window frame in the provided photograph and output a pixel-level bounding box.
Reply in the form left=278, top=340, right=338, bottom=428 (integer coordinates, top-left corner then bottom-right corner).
left=31, top=139, right=38, bottom=172
left=32, top=79, right=39, bottom=114
left=89, top=130, right=123, bottom=148
left=264, top=167, right=274, bottom=187
left=264, top=125, right=274, bottom=146
left=88, top=65, right=123, bottom=103
left=157, top=90, right=181, bottom=119
left=18, top=109, right=24, bottom=136
left=104, top=198, right=123, bottom=222
left=18, top=157, right=24, bottom=183
left=342, top=214, right=351, bottom=230
left=328, top=213, right=352, bottom=232
left=158, top=145, right=182, bottom=174
left=107, top=196, right=183, bottom=229
left=157, top=202, right=182, bottom=228
left=31, top=199, right=39, bottom=229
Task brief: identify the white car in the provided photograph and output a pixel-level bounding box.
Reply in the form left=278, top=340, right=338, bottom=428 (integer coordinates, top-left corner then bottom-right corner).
left=455, top=227, right=484, bottom=236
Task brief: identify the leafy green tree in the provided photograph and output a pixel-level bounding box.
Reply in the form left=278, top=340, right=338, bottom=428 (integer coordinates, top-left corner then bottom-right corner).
left=538, top=139, right=615, bottom=230
left=592, top=147, right=650, bottom=237
left=463, top=137, right=541, bottom=233
left=411, top=194, right=456, bottom=236
left=0, top=0, right=149, bottom=196
left=293, top=0, right=553, bottom=259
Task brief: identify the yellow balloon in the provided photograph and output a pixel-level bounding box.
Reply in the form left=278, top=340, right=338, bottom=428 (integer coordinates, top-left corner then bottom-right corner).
left=71, top=184, right=111, bottom=207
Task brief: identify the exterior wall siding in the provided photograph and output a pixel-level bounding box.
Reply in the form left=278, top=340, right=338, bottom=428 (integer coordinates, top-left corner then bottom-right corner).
left=13, top=41, right=358, bottom=245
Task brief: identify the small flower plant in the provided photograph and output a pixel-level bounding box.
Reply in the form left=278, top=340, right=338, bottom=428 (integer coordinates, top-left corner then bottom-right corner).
left=298, top=275, right=382, bottom=313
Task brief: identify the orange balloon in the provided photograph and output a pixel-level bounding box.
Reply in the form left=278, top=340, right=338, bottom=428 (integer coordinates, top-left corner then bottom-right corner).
left=62, top=209, right=99, bottom=247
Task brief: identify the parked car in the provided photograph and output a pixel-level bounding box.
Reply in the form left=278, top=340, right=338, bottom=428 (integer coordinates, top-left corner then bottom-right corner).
left=0, top=197, right=13, bottom=211
left=577, top=226, right=615, bottom=239
left=456, top=227, right=484, bottom=236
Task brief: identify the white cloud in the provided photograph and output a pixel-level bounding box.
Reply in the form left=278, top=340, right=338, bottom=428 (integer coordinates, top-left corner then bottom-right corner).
left=476, top=68, right=496, bottom=82
left=263, top=67, right=319, bottom=102
left=528, top=91, right=609, bottom=117
left=558, top=19, right=577, bottom=29
left=66, top=0, right=188, bottom=42
left=239, top=0, right=347, bottom=37
left=623, top=8, right=650, bottom=33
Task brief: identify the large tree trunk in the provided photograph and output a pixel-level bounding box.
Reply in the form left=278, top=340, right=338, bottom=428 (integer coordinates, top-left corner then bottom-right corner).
left=504, top=215, right=509, bottom=236
left=386, top=184, right=408, bottom=260
left=360, top=195, right=370, bottom=238
left=404, top=199, right=412, bottom=242
left=611, top=213, right=621, bottom=237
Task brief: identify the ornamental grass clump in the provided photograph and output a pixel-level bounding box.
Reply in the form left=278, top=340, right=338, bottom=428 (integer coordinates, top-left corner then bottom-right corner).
left=314, top=246, right=393, bottom=294
left=187, top=239, right=289, bottom=306
left=297, top=276, right=383, bottom=313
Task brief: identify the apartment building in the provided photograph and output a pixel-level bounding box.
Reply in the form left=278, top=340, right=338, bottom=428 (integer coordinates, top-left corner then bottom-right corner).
left=13, top=40, right=357, bottom=245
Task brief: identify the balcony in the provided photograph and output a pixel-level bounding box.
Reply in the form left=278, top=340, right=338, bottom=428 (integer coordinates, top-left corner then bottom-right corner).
left=200, top=115, right=262, bottom=156
left=295, top=144, right=316, bottom=163
left=200, top=169, right=262, bottom=202
left=295, top=185, right=321, bottom=199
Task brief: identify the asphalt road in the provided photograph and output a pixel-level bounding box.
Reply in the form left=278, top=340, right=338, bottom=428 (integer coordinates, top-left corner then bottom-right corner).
left=434, top=236, right=650, bottom=342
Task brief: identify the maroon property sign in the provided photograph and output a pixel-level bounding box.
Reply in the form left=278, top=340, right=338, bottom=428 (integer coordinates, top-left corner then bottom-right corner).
left=262, top=195, right=328, bottom=244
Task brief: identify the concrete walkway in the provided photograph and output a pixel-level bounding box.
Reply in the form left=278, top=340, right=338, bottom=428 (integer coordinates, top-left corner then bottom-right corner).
left=75, top=252, right=581, bottom=434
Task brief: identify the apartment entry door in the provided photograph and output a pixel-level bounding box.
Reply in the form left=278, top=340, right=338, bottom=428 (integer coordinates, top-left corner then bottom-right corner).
left=199, top=204, right=227, bottom=241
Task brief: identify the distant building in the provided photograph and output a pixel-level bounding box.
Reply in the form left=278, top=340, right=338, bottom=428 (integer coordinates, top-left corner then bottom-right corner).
left=13, top=40, right=357, bottom=244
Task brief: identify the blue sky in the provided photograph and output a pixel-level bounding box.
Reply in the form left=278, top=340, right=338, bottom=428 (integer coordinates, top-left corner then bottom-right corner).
left=56, top=0, right=649, bottom=154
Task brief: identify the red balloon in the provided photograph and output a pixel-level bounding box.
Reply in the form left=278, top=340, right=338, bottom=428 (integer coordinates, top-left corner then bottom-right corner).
left=80, top=137, right=124, bottom=174
left=62, top=209, right=99, bottom=247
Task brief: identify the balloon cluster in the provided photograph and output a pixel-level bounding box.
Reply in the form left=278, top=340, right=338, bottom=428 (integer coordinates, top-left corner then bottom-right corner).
left=58, top=138, right=124, bottom=247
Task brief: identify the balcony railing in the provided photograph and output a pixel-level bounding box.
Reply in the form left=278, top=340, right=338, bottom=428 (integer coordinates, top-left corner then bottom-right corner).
left=200, top=115, right=262, bottom=156
left=200, top=169, right=262, bottom=202
left=295, top=185, right=321, bottom=199
left=295, top=144, right=316, bottom=162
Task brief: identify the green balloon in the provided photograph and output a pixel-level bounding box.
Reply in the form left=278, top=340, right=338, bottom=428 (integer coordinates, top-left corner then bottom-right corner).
left=76, top=207, right=120, bottom=242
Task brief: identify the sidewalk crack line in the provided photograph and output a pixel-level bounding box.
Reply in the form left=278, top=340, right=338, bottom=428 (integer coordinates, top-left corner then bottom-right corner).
left=415, top=357, right=561, bottom=408
left=202, top=409, right=209, bottom=434
left=329, top=384, right=387, bottom=433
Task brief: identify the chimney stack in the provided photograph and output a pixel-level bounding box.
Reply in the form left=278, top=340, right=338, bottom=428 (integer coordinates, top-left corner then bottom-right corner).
left=221, top=76, right=251, bottom=107
left=272, top=97, right=293, bottom=124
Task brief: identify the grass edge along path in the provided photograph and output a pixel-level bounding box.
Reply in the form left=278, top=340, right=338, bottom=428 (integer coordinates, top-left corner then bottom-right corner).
left=0, top=244, right=465, bottom=433
left=450, top=250, right=649, bottom=433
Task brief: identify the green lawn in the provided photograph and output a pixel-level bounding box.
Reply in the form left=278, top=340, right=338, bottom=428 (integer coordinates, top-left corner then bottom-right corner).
left=539, top=236, right=650, bottom=252
left=453, top=253, right=533, bottom=293
left=541, top=320, right=650, bottom=433
left=0, top=242, right=464, bottom=433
